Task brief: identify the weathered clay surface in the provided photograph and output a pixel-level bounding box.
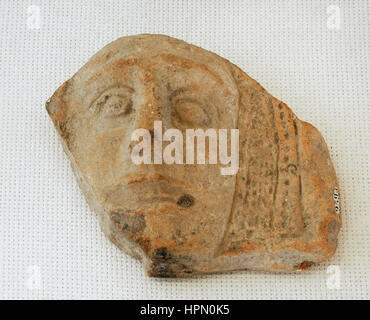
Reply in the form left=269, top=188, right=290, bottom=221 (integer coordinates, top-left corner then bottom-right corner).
left=46, top=34, right=341, bottom=277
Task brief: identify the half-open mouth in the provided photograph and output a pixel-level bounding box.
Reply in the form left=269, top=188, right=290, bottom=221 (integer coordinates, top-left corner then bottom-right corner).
left=102, top=174, right=195, bottom=210
left=124, top=173, right=185, bottom=187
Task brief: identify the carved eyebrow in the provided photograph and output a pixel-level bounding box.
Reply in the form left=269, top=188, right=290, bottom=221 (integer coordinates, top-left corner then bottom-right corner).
left=169, top=87, right=193, bottom=101
left=95, top=85, right=134, bottom=100
left=107, top=85, right=135, bottom=93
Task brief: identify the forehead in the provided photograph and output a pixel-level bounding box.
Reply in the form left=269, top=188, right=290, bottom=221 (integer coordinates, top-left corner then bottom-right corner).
left=72, top=35, right=236, bottom=93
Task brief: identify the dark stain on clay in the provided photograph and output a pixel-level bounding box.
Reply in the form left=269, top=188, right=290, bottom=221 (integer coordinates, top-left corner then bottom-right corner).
left=152, top=247, right=172, bottom=261
left=110, top=211, right=146, bottom=234
left=150, top=247, right=193, bottom=277
left=177, top=194, right=195, bottom=208
left=296, top=260, right=314, bottom=270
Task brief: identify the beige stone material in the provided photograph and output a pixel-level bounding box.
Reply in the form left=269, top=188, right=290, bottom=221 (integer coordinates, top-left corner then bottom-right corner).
left=46, top=34, right=341, bottom=277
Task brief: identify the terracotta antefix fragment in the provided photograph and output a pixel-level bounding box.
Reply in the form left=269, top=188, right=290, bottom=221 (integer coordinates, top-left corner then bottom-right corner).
left=46, top=34, right=341, bottom=277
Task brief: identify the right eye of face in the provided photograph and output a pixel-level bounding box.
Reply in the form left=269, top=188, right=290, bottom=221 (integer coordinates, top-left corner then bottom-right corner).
left=90, top=87, right=134, bottom=118
left=173, top=98, right=210, bottom=126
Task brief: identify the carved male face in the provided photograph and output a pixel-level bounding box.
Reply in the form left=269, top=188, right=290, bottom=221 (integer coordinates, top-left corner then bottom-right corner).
left=54, top=36, right=240, bottom=254
left=47, top=35, right=341, bottom=276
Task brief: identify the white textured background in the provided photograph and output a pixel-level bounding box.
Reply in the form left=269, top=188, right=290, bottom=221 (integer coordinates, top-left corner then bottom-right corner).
left=0, top=0, right=369, bottom=300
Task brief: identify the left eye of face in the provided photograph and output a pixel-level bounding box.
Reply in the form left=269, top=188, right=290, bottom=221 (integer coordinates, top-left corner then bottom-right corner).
left=100, top=95, right=132, bottom=117
left=90, top=87, right=134, bottom=118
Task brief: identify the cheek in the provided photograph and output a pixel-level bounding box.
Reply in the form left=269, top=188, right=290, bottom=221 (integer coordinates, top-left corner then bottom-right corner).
left=79, top=130, right=128, bottom=186
left=213, top=98, right=238, bottom=128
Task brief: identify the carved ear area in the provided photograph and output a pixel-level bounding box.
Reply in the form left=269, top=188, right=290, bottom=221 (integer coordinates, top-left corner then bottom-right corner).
left=46, top=81, right=71, bottom=141
left=227, top=61, right=266, bottom=96
left=299, top=120, right=340, bottom=214
left=297, top=120, right=342, bottom=252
